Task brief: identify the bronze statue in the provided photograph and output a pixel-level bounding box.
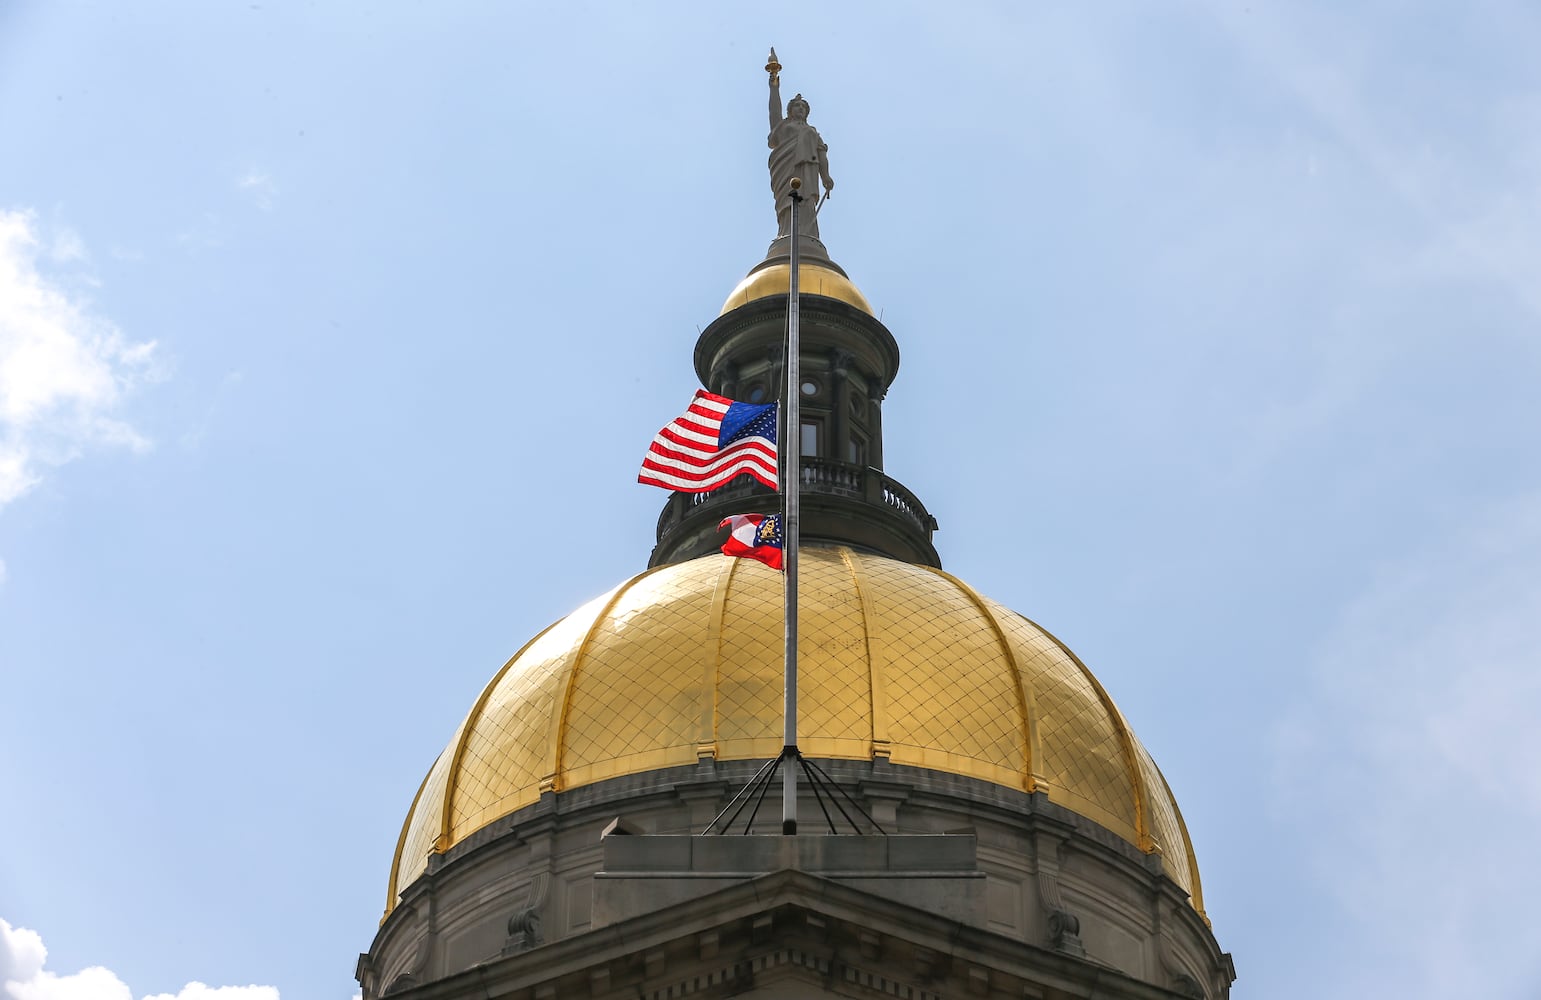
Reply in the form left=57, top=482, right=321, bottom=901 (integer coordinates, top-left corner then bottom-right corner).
left=766, top=49, right=833, bottom=241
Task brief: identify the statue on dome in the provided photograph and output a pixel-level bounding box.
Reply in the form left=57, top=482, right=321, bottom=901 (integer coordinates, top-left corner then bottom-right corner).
left=766, top=49, right=833, bottom=241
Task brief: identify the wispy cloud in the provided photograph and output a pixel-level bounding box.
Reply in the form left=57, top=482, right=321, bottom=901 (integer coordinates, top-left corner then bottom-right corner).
left=236, top=169, right=278, bottom=213
left=48, top=227, right=86, bottom=265
left=174, top=212, right=224, bottom=251
left=0, top=918, right=280, bottom=1000
left=177, top=370, right=244, bottom=453
left=1273, top=495, right=1541, bottom=997
left=0, top=209, right=160, bottom=510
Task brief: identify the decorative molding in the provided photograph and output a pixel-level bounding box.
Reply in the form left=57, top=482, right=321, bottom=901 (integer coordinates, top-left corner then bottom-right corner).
left=1159, top=932, right=1208, bottom=999
left=640, top=949, right=825, bottom=1000
left=502, top=873, right=551, bottom=956
left=618, top=943, right=961, bottom=1000
left=843, top=962, right=942, bottom=1000
left=1036, top=872, right=1085, bottom=957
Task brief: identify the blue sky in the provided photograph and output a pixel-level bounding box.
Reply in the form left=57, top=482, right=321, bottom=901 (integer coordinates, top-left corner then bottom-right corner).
left=3, top=3, right=1540, bottom=998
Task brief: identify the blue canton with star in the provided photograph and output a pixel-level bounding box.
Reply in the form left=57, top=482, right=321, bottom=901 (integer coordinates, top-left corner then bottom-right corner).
left=756, top=513, right=784, bottom=549
left=717, top=401, right=779, bottom=448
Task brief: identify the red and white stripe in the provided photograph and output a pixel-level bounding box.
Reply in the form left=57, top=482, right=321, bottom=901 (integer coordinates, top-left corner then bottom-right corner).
left=638, top=390, right=778, bottom=493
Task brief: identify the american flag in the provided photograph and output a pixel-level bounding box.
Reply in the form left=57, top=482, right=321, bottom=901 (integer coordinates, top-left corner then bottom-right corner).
left=638, top=389, right=779, bottom=493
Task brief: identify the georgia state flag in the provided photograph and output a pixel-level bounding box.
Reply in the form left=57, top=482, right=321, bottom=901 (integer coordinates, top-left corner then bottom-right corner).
left=718, top=512, right=784, bottom=571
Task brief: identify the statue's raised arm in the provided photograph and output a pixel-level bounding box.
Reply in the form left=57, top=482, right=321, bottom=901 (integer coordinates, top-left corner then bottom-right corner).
left=768, top=49, right=784, bottom=132
left=763, top=49, right=832, bottom=244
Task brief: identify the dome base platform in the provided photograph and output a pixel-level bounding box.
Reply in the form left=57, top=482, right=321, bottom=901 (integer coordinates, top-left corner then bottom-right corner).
left=361, top=758, right=1232, bottom=1000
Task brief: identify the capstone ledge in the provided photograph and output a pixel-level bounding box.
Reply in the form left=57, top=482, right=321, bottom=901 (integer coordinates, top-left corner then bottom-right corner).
left=594, top=834, right=985, bottom=928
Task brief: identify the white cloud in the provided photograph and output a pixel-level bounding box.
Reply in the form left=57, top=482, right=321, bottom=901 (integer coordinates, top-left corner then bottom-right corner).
left=0, top=209, right=159, bottom=510
left=1, top=918, right=280, bottom=1000
left=1273, top=496, right=1541, bottom=997
left=142, top=988, right=279, bottom=1000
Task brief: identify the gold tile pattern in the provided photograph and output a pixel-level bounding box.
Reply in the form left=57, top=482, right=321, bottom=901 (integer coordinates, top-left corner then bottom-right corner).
left=387, top=550, right=1202, bottom=917
left=871, top=561, right=1025, bottom=784
left=448, top=591, right=615, bottom=842
left=392, top=738, right=456, bottom=900
left=713, top=559, right=784, bottom=758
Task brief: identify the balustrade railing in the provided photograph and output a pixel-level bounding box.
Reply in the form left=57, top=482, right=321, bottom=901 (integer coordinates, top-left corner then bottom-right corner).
left=655, top=459, right=936, bottom=541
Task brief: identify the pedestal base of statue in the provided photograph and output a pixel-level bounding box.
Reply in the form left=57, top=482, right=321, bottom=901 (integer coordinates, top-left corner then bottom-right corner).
left=762, top=233, right=839, bottom=270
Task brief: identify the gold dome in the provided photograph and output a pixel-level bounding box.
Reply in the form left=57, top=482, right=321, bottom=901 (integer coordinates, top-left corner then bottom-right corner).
left=388, top=548, right=1204, bottom=917
left=720, top=261, right=874, bottom=316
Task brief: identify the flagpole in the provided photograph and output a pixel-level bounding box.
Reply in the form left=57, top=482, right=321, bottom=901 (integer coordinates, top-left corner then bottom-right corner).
left=781, top=178, right=803, bottom=835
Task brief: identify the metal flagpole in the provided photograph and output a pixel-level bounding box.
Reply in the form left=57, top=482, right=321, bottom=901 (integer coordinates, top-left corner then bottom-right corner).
left=781, top=178, right=803, bottom=835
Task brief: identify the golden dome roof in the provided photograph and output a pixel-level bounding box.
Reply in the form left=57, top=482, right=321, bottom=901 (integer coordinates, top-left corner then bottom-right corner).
left=388, top=548, right=1203, bottom=916
left=720, top=261, right=873, bottom=316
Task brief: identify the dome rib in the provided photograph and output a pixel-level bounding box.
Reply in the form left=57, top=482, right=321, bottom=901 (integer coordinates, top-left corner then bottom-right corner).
left=1025, top=616, right=1155, bottom=855
left=927, top=566, right=1044, bottom=793
left=386, top=758, right=436, bottom=915
left=438, top=619, right=566, bottom=851
left=703, top=555, right=740, bottom=756
left=1153, top=759, right=1207, bottom=918
left=839, top=550, right=889, bottom=757
left=924, top=567, right=1047, bottom=788
left=546, top=568, right=668, bottom=790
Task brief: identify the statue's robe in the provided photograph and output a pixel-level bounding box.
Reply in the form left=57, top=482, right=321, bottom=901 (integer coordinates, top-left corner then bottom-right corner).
left=768, top=120, right=828, bottom=239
